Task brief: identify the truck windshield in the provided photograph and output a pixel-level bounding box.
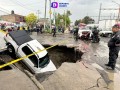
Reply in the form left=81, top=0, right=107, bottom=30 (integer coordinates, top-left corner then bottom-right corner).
left=22, top=46, right=50, bottom=68
left=39, top=54, right=50, bottom=68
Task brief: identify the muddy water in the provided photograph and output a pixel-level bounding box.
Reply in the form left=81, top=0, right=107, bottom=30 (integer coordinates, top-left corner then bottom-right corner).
left=44, top=45, right=83, bottom=68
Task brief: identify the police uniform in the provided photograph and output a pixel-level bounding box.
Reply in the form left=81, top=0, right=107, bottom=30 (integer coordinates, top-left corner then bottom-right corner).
left=106, top=25, right=120, bottom=70
left=92, top=27, right=99, bottom=43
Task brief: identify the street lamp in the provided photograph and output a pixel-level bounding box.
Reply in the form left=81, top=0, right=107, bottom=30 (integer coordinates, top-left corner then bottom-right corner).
left=112, top=1, right=120, bottom=22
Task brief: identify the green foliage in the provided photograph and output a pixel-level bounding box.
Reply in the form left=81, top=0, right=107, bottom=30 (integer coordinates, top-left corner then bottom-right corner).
left=81, top=16, right=95, bottom=24
left=55, top=10, right=71, bottom=27
left=74, top=16, right=95, bottom=25
left=74, top=19, right=81, bottom=26
left=66, top=10, right=72, bottom=16
left=25, top=13, right=37, bottom=27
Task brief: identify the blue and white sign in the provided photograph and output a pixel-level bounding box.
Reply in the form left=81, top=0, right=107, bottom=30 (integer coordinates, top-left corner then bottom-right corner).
left=51, top=2, right=69, bottom=8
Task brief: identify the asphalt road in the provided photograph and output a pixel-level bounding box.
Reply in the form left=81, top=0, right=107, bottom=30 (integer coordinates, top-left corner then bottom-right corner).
left=31, top=32, right=120, bottom=90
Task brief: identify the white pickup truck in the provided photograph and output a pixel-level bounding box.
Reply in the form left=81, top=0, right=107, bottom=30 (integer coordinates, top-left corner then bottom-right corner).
left=4, top=30, right=56, bottom=73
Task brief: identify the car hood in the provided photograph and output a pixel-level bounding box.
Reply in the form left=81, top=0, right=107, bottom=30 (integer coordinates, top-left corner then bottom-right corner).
left=27, top=39, right=47, bottom=58
left=36, top=60, right=56, bottom=73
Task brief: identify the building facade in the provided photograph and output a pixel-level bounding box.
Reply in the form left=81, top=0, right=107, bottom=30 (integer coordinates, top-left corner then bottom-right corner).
left=1, top=10, right=25, bottom=24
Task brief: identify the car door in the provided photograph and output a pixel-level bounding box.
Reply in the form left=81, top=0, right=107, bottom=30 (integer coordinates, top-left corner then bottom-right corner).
left=18, top=45, right=40, bottom=73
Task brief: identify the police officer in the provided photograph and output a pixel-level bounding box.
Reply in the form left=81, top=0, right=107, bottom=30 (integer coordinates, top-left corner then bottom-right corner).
left=105, top=24, right=120, bottom=70
left=52, top=25, right=56, bottom=37
left=92, top=27, right=99, bottom=43
left=73, top=26, right=79, bottom=41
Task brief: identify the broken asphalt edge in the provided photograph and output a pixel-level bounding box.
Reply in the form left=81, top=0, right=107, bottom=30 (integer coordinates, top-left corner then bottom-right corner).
left=24, top=70, right=44, bottom=90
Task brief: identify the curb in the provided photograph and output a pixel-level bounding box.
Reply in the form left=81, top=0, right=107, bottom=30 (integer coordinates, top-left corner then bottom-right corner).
left=24, top=70, right=44, bottom=90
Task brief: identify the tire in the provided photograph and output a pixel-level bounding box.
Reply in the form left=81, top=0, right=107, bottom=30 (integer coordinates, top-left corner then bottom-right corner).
left=7, top=45, right=15, bottom=55
left=101, top=33, right=104, bottom=37
left=108, top=34, right=112, bottom=37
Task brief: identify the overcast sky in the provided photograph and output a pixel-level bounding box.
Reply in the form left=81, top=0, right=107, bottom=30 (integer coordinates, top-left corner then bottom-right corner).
left=0, top=0, right=120, bottom=23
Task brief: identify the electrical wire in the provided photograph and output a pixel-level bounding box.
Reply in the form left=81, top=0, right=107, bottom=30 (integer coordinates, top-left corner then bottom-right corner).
left=0, top=2, right=41, bottom=6
left=0, top=7, right=10, bottom=15
left=10, top=0, right=36, bottom=12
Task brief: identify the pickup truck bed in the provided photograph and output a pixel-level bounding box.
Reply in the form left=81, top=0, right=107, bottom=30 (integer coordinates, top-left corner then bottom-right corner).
left=9, top=30, right=33, bottom=45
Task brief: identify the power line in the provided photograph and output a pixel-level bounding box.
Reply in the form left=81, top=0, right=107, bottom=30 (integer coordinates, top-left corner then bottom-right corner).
left=101, top=8, right=118, bottom=10
left=0, top=2, right=41, bottom=6
left=10, top=0, right=36, bottom=12
left=0, top=7, right=10, bottom=14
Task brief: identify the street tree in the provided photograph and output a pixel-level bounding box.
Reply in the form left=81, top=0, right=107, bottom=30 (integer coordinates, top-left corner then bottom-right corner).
left=74, top=19, right=81, bottom=26
left=55, top=10, right=71, bottom=28
left=81, top=16, right=95, bottom=24
left=25, top=13, right=37, bottom=28
left=66, top=10, right=72, bottom=16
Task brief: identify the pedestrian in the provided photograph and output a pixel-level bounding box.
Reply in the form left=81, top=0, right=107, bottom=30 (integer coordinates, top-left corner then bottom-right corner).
left=58, top=26, right=61, bottom=32
left=17, top=26, right=20, bottom=30
left=52, top=25, right=56, bottom=37
left=22, top=27, right=25, bottom=30
left=92, top=27, right=99, bottom=43
left=11, top=27, right=14, bottom=31
left=27, top=26, right=30, bottom=33
left=7, top=28, right=12, bottom=32
left=40, top=24, right=43, bottom=34
left=62, top=27, right=65, bottom=33
left=73, top=26, right=79, bottom=41
left=105, top=24, right=120, bottom=70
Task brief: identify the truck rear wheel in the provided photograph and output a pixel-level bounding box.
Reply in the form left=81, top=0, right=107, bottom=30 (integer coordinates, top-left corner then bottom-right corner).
left=7, top=45, right=15, bottom=55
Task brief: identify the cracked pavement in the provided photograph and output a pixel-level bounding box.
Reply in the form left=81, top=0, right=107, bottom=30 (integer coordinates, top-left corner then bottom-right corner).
left=31, top=32, right=120, bottom=90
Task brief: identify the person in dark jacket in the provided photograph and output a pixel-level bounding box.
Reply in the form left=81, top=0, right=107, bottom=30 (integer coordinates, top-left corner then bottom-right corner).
left=105, top=24, right=120, bottom=70
left=73, top=26, right=79, bottom=41
left=92, top=27, right=99, bottom=43
left=52, top=25, right=56, bottom=37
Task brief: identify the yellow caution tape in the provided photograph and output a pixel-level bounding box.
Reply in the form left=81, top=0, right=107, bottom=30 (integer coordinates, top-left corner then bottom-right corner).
left=0, top=40, right=66, bottom=69
left=0, top=30, right=7, bottom=34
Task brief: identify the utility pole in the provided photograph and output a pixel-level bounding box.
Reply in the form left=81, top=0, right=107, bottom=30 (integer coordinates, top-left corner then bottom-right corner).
left=44, top=0, right=47, bottom=30
left=64, top=10, right=66, bottom=30
left=53, top=0, right=56, bottom=25
left=98, top=3, right=102, bottom=24
left=49, top=0, right=52, bottom=31
left=113, top=13, right=116, bottom=19
left=112, top=1, right=120, bottom=22
left=37, top=10, right=40, bottom=20
left=118, top=5, right=120, bottom=21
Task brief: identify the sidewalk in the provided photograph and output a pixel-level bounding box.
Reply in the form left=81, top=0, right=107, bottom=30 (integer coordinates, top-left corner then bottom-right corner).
left=0, top=69, right=39, bottom=90
left=41, top=61, right=109, bottom=90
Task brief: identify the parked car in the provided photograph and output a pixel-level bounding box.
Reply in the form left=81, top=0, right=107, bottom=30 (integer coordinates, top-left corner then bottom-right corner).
left=4, top=30, right=56, bottom=73
left=99, top=29, right=113, bottom=37
left=78, top=27, right=92, bottom=40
